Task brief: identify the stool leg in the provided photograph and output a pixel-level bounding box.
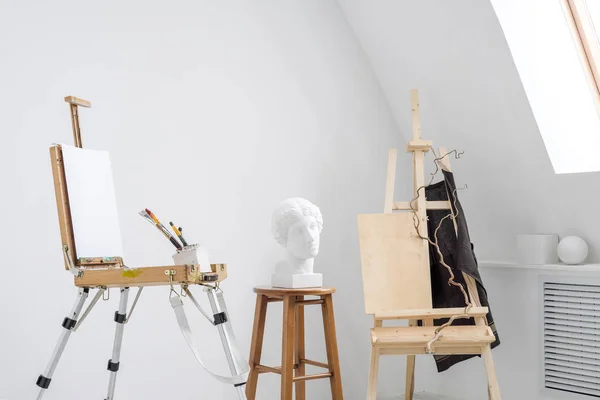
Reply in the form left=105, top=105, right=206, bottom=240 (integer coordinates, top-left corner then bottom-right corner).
left=281, top=295, right=296, bottom=400
left=295, top=295, right=306, bottom=400
left=321, top=294, right=343, bottom=399
left=246, top=294, right=268, bottom=400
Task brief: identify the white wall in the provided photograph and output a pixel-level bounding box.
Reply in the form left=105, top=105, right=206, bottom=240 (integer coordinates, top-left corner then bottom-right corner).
left=0, top=1, right=405, bottom=399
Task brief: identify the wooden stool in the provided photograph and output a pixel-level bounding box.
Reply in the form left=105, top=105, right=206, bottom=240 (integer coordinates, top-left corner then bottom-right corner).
left=246, top=286, right=344, bottom=400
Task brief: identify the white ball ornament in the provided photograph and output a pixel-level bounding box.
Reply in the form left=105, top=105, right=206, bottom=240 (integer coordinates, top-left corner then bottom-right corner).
left=557, top=236, right=588, bottom=265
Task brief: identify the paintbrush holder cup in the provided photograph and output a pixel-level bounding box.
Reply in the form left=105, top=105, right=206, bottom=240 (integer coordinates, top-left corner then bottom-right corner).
left=172, top=243, right=212, bottom=272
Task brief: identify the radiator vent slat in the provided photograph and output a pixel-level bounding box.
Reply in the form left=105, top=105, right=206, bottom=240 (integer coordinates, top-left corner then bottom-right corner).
left=546, top=283, right=600, bottom=293
left=546, top=312, right=600, bottom=324
left=547, top=359, right=600, bottom=374
left=544, top=281, right=600, bottom=398
left=545, top=301, right=600, bottom=312
left=545, top=306, right=600, bottom=317
left=546, top=327, right=600, bottom=341
left=545, top=289, right=600, bottom=299
left=545, top=323, right=600, bottom=336
left=547, top=353, right=600, bottom=368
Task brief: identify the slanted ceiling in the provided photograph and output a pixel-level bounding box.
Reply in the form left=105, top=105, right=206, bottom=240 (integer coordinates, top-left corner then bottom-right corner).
left=338, top=0, right=600, bottom=262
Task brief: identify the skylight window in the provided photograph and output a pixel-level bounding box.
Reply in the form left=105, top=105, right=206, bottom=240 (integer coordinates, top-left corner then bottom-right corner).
left=491, top=0, right=600, bottom=174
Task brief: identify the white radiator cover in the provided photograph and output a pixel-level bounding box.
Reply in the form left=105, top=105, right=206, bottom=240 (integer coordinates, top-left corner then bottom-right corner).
left=543, top=281, right=600, bottom=398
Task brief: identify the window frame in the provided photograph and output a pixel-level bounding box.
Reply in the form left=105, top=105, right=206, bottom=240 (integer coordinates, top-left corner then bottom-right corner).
left=562, top=0, right=600, bottom=114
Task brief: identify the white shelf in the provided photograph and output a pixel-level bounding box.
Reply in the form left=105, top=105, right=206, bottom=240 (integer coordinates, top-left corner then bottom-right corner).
left=479, top=260, right=600, bottom=273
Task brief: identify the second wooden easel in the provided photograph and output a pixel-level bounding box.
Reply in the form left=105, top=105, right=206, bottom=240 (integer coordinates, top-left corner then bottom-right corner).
left=357, top=89, right=501, bottom=399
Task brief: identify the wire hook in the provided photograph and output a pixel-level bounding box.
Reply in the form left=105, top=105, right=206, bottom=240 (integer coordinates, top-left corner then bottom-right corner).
left=431, top=149, right=464, bottom=178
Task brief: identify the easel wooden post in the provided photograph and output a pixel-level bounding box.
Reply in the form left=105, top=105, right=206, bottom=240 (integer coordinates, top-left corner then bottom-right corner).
left=358, top=89, right=501, bottom=400
left=65, top=96, right=91, bottom=148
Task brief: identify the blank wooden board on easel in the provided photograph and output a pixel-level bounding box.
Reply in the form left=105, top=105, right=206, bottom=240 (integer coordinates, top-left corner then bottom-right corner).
left=357, top=213, right=432, bottom=314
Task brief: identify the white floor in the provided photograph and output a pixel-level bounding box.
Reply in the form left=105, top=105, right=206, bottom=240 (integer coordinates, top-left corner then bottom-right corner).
left=399, top=394, right=460, bottom=400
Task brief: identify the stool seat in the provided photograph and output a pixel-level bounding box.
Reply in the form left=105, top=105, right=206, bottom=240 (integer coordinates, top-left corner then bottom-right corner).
left=253, top=286, right=336, bottom=296
left=247, top=286, right=343, bottom=399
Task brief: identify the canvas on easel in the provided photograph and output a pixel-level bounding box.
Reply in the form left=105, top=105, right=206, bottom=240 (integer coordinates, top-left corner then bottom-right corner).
left=357, top=90, right=501, bottom=400
left=36, top=96, right=248, bottom=400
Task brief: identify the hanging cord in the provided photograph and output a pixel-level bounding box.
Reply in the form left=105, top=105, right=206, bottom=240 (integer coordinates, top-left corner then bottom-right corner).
left=408, top=151, right=473, bottom=353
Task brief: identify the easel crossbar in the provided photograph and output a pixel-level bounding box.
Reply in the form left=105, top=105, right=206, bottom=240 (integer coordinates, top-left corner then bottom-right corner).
left=393, top=201, right=451, bottom=211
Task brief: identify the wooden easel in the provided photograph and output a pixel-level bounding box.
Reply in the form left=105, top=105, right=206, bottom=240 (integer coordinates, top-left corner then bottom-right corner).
left=36, top=96, right=248, bottom=400
left=52, top=97, right=226, bottom=281
left=357, top=90, right=501, bottom=400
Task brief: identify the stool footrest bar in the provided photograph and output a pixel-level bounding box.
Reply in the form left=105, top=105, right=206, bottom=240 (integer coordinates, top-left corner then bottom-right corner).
left=293, top=372, right=332, bottom=382
left=255, top=364, right=282, bottom=374
left=301, top=358, right=329, bottom=369
left=295, top=299, right=324, bottom=306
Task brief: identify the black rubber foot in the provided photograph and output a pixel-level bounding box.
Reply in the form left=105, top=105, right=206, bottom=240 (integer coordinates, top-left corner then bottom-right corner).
left=114, top=312, right=126, bottom=324
left=107, top=359, right=120, bottom=372
left=36, top=375, right=51, bottom=389
left=213, top=311, right=228, bottom=325
left=62, top=317, right=76, bottom=330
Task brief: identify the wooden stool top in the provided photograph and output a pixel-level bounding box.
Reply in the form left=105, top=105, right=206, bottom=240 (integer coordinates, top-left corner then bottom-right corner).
left=254, top=286, right=336, bottom=297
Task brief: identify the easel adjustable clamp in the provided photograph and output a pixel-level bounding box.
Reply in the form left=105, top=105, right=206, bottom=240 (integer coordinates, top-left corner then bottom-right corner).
left=63, top=245, right=83, bottom=278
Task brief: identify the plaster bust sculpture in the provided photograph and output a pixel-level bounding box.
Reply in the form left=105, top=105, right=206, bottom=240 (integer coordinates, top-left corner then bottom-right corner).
left=271, top=197, right=323, bottom=288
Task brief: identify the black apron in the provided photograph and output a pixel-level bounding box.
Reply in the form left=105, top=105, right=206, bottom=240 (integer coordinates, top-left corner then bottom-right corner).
left=423, top=170, right=500, bottom=372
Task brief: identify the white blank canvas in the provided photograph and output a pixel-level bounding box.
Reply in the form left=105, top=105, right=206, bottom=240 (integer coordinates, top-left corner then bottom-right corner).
left=61, top=145, right=124, bottom=258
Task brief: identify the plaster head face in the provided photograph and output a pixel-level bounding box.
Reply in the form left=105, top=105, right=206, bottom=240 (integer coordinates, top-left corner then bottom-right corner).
left=272, top=197, right=323, bottom=260
left=286, top=215, right=320, bottom=259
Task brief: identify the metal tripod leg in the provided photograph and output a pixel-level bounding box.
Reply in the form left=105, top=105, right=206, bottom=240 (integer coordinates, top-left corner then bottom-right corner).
left=36, top=288, right=90, bottom=400
left=206, top=288, right=248, bottom=400
left=105, top=287, right=130, bottom=400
